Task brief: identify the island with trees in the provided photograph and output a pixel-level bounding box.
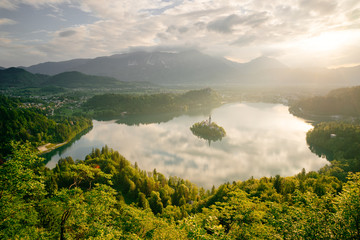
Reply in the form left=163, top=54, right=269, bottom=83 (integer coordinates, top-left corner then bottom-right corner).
left=190, top=116, right=226, bottom=142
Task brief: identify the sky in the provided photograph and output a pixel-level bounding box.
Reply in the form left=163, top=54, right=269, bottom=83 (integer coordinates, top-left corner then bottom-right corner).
left=0, top=0, right=360, bottom=68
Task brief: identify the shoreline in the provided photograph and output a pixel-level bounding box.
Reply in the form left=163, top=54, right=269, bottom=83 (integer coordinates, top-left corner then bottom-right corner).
left=37, top=141, right=68, bottom=154
left=289, top=106, right=355, bottom=124
left=38, top=125, right=93, bottom=157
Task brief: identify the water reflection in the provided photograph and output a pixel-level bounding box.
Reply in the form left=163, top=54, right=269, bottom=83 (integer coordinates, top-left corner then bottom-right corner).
left=116, top=112, right=180, bottom=125
left=45, top=103, right=328, bottom=189
left=42, top=126, right=92, bottom=160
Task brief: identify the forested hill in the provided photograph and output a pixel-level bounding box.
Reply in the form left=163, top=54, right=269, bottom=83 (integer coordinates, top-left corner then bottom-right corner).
left=42, top=71, right=118, bottom=88
left=1, top=142, right=360, bottom=239
left=0, top=67, right=48, bottom=87
left=290, top=86, right=360, bottom=116
left=43, top=71, right=150, bottom=89
left=0, top=68, right=152, bottom=89
left=306, top=122, right=360, bottom=180
left=0, top=95, right=92, bottom=158
left=83, top=88, right=222, bottom=118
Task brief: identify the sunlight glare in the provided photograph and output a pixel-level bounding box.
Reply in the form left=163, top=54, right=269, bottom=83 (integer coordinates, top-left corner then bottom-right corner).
left=298, top=31, right=353, bottom=52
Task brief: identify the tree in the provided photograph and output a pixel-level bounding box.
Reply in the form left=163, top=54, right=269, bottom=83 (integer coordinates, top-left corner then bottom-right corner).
left=273, top=175, right=282, bottom=194
left=149, top=191, right=163, bottom=215
left=138, top=192, right=150, bottom=210
left=333, top=172, right=360, bottom=239
left=68, top=163, right=112, bottom=189
left=0, top=142, right=47, bottom=239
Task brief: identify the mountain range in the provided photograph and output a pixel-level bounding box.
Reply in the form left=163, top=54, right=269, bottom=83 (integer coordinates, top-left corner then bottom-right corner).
left=2, top=50, right=360, bottom=87
left=0, top=68, right=152, bottom=89
left=24, top=50, right=239, bottom=85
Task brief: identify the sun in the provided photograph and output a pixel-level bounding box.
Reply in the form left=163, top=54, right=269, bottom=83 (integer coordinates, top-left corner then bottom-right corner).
left=297, top=30, right=353, bottom=52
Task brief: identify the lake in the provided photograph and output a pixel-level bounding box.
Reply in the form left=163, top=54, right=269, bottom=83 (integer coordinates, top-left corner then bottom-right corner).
left=45, top=102, right=328, bottom=188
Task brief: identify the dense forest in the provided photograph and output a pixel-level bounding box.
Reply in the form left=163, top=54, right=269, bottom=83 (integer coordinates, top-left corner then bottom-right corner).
left=1, top=143, right=359, bottom=239
left=0, top=95, right=92, bottom=158
left=83, top=88, right=221, bottom=118
left=290, top=86, right=360, bottom=116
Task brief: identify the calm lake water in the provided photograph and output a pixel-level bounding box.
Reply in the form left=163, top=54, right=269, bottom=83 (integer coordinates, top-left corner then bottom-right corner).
left=45, top=103, right=328, bottom=188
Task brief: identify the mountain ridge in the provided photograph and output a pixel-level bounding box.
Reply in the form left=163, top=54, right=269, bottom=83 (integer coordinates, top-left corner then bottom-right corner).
left=44, top=71, right=123, bottom=88
left=0, top=68, right=153, bottom=89
left=14, top=50, right=360, bottom=87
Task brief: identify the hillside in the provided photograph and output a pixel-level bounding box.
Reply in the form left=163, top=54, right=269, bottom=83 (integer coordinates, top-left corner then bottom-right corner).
left=237, top=56, right=288, bottom=73
left=0, top=67, right=48, bottom=87
left=1, top=140, right=359, bottom=239
left=44, top=71, right=130, bottom=88
left=0, top=68, right=153, bottom=89
left=290, top=86, right=360, bottom=117
left=24, top=58, right=90, bottom=75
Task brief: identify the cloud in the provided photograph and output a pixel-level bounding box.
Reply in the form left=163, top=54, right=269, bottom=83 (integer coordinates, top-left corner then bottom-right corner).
left=207, top=12, right=269, bottom=34
left=0, top=33, right=48, bottom=67
left=143, top=0, right=184, bottom=15
left=1, top=0, right=360, bottom=67
left=0, top=18, right=17, bottom=25
left=232, top=35, right=256, bottom=46
left=347, top=8, right=360, bottom=20
left=125, top=44, right=202, bottom=54
left=58, top=29, right=76, bottom=37
left=207, top=14, right=242, bottom=34
left=0, top=0, right=18, bottom=10
left=299, top=0, right=337, bottom=15
left=77, top=0, right=171, bottom=21
left=0, top=0, right=70, bottom=10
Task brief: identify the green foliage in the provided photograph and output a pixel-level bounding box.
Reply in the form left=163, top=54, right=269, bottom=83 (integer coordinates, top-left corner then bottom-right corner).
left=54, top=146, right=202, bottom=213
left=333, top=173, right=360, bottom=239
left=0, top=142, right=47, bottom=239
left=149, top=191, right=164, bottom=215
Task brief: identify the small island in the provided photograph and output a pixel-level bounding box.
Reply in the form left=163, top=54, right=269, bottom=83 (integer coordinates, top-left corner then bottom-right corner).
left=190, top=116, right=226, bottom=142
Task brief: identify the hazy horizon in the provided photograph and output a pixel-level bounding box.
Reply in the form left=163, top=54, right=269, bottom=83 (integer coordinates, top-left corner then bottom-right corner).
left=1, top=0, right=360, bottom=69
